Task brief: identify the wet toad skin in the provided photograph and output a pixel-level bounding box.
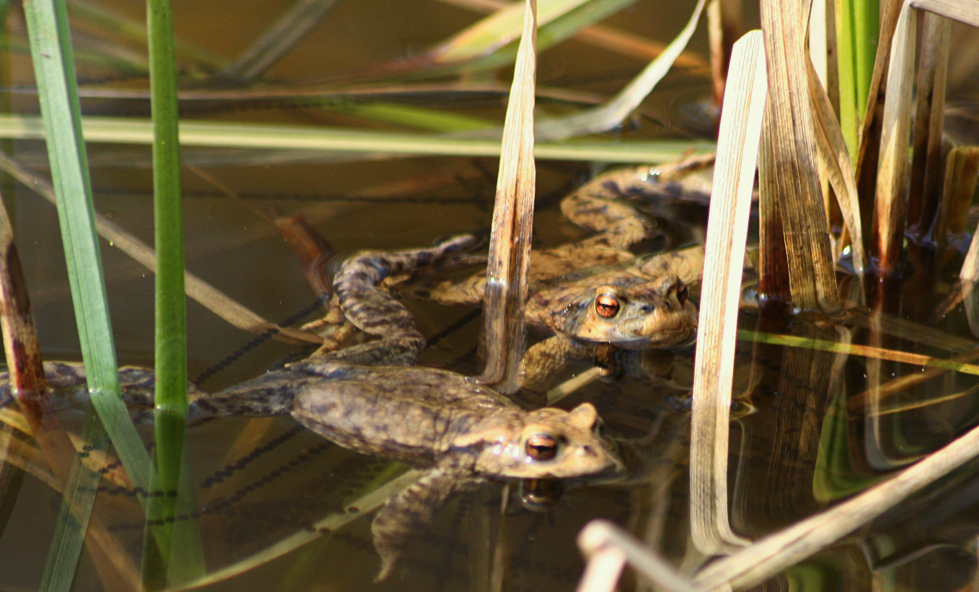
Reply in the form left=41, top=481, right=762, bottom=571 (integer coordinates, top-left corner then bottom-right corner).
left=312, top=163, right=706, bottom=393
left=13, top=359, right=620, bottom=579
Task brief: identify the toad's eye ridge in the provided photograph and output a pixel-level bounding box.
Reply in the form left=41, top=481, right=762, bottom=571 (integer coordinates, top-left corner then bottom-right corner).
left=595, top=294, right=620, bottom=318
left=526, top=434, right=558, bottom=460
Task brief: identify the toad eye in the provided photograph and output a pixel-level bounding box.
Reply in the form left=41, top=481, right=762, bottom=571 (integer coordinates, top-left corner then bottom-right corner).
left=676, top=282, right=688, bottom=305
left=595, top=294, right=620, bottom=318
left=526, top=434, right=558, bottom=460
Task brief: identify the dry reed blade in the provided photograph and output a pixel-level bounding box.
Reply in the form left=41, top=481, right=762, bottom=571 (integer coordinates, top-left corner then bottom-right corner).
left=478, top=0, right=537, bottom=391
left=871, top=1, right=915, bottom=275
left=758, top=0, right=839, bottom=311
left=693, top=416, right=979, bottom=589
left=910, top=0, right=979, bottom=25
left=534, top=0, right=706, bottom=141
left=806, top=56, right=866, bottom=274
left=963, top=283, right=979, bottom=340
left=954, top=150, right=979, bottom=281
left=937, top=148, right=978, bottom=243
left=0, top=154, right=322, bottom=345
left=707, top=0, right=743, bottom=106
left=576, top=520, right=699, bottom=592
left=0, top=190, right=142, bottom=589
left=0, top=195, right=49, bottom=434
left=853, top=0, right=903, bottom=234
left=906, top=12, right=951, bottom=244
left=689, top=29, right=766, bottom=555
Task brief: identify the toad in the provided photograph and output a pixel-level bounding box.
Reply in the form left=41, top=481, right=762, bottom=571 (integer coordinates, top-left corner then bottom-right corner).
left=310, top=162, right=707, bottom=393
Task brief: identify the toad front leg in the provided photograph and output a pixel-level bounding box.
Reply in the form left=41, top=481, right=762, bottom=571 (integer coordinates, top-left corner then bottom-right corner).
left=519, top=336, right=595, bottom=401
left=313, top=235, right=480, bottom=366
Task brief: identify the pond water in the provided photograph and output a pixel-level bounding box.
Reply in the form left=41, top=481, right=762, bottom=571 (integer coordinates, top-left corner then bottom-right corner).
left=3, top=0, right=979, bottom=591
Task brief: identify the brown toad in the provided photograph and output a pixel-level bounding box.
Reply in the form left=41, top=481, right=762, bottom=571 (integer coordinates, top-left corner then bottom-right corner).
left=311, top=162, right=707, bottom=392
left=12, top=358, right=619, bottom=579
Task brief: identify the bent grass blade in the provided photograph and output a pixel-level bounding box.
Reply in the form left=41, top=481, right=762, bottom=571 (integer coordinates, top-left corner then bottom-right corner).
left=689, top=29, right=766, bottom=556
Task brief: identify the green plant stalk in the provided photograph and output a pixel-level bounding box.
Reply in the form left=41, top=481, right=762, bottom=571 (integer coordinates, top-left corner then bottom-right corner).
left=148, top=0, right=186, bottom=465
left=835, top=0, right=859, bottom=159
left=852, top=0, right=878, bottom=121
left=144, top=0, right=197, bottom=584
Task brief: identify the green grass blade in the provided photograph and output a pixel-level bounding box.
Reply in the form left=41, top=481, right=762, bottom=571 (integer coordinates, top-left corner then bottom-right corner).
left=851, top=0, right=878, bottom=120
left=148, top=0, right=186, bottom=454
left=22, top=5, right=157, bottom=585
left=143, top=0, right=204, bottom=584
left=23, top=0, right=151, bottom=489
left=0, top=113, right=715, bottom=162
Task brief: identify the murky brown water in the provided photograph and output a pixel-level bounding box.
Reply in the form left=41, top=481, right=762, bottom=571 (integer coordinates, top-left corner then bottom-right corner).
left=4, top=0, right=979, bottom=591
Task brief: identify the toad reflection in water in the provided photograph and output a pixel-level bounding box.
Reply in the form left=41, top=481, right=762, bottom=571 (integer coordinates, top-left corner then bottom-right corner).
left=309, top=162, right=707, bottom=395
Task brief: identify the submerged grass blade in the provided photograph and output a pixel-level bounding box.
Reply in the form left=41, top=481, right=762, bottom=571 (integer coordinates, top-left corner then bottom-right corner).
left=739, top=329, right=979, bottom=375
left=68, top=0, right=226, bottom=70
left=0, top=154, right=321, bottom=346
left=218, top=0, right=338, bottom=82
left=177, top=466, right=417, bottom=590
left=39, top=412, right=110, bottom=592
left=0, top=113, right=714, bottom=161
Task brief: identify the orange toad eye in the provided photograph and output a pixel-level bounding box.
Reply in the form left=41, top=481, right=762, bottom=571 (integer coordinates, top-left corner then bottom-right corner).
left=595, top=294, right=620, bottom=318
left=676, top=282, right=688, bottom=305
left=526, top=434, right=558, bottom=460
